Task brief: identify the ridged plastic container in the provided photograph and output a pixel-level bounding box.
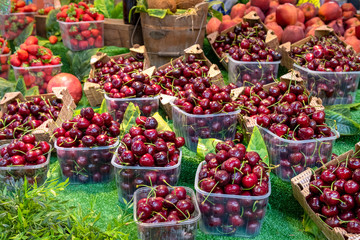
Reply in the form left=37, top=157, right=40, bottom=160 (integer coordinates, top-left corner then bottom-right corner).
left=134, top=186, right=200, bottom=240
left=0, top=12, right=36, bottom=40
left=258, top=124, right=339, bottom=181
left=228, top=56, right=280, bottom=87
left=58, top=20, right=104, bottom=51
left=0, top=144, right=50, bottom=187
left=105, top=94, right=159, bottom=123
left=12, top=63, right=62, bottom=94
left=54, top=140, right=118, bottom=184
left=112, top=147, right=182, bottom=204
left=170, top=101, right=240, bottom=152
left=294, top=64, right=360, bottom=105
left=0, top=53, right=10, bottom=80
left=195, top=161, right=271, bottom=238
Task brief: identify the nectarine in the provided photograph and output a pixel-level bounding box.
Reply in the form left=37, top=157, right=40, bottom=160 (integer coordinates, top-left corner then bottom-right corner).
left=297, top=8, right=305, bottom=23
left=345, top=36, right=360, bottom=53
left=345, top=17, right=360, bottom=29
left=206, top=17, right=221, bottom=34
left=305, top=17, right=324, bottom=28
left=345, top=27, right=356, bottom=38
left=250, top=0, right=270, bottom=12
left=244, top=6, right=265, bottom=21
left=265, top=12, right=276, bottom=24
left=299, top=3, right=317, bottom=21
left=219, top=20, right=237, bottom=33
left=328, top=19, right=344, bottom=36
left=318, top=1, right=341, bottom=23
left=281, top=25, right=305, bottom=44
left=266, top=22, right=283, bottom=41
left=279, top=0, right=296, bottom=4
left=276, top=3, right=297, bottom=27
left=230, top=3, right=246, bottom=19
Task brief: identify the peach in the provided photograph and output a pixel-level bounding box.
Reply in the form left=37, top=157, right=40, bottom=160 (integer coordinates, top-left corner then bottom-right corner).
left=246, top=1, right=251, bottom=8
left=305, top=17, right=324, bottom=28
left=266, top=5, right=278, bottom=15
left=223, top=15, right=231, bottom=21
left=345, top=27, right=356, bottom=38
left=281, top=25, right=305, bottom=44
left=356, top=25, right=360, bottom=39
left=299, top=3, right=317, bottom=21
left=297, top=8, right=305, bottom=23
left=219, top=20, right=237, bottom=33
left=345, top=36, right=360, bottom=53
left=276, top=3, right=297, bottom=27
left=206, top=17, right=221, bottom=34
left=318, top=1, right=342, bottom=23
left=244, top=6, right=265, bottom=21
left=250, top=0, right=270, bottom=12
left=305, top=26, right=317, bottom=36
left=233, top=18, right=243, bottom=24
left=295, top=21, right=305, bottom=30
left=265, top=12, right=276, bottom=24
left=279, top=0, right=296, bottom=4
left=230, top=3, right=246, bottom=19
left=345, top=17, right=360, bottom=29
left=343, top=11, right=356, bottom=21
left=327, top=19, right=344, bottom=36
left=266, top=22, right=283, bottom=41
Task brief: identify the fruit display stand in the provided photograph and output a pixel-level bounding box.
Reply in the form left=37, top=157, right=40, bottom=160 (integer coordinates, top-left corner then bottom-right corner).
left=140, top=2, right=208, bottom=67
left=158, top=44, right=224, bottom=119
left=291, top=143, right=360, bottom=240
left=84, top=45, right=150, bottom=107
left=0, top=87, right=76, bottom=145
left=207, top=11, right=279, bottom=70
left=0, top=12, right=36, bottom=40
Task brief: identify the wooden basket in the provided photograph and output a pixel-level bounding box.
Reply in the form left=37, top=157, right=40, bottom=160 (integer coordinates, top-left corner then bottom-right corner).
left=140, top=2, right=208, bottom=67
left=84, top=45, right=150, bottom=107
left=0, top=87, right=76, bottom=145
left=291, top=143, right=360, bottom=240
left=35, top=14, right=47, bottom=38
left=279, top=25, right=350, bottom=70
left=157, top=44, right=224, bottom=119
left=231, top=71, right=324, bottom=138
left=207, top=11, right=279, bottom=70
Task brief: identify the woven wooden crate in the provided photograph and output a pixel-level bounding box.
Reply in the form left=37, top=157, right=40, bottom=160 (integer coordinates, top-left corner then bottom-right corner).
left=84, top=45, right=150, bottom=107
left=231, top=71, right=324, bottom=138
left=291, top=143, right=360, bottom=240
left=279, top=25, right=350, bottom=70
left=207, top=11, right=279, bottom=70
left=0, top=87, right=76, bottom=145
left=157, top=44, right=225, bottom=119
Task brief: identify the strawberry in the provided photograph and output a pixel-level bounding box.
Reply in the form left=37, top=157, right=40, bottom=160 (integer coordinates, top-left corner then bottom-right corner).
left=65, top=17, right=76, bottom=22
left=87, top=7, right=98, bottom=19
left=82, top=14, right=94, bottom=22
left=60, top=5, right=69, bottom=11
left=49, top=35, right=58, bottom=44
left=27, top=44, right=39, bottom=56
left=25, top=36, right=38, bottom=45
left=50, top=56, right=61, bottom=65
left=75, top=8, right=84, bottom=18
left=17, top=49, right=29, bottom=61
left=66, top=5, right=76, bottom=18
left=79, top=22, right=90, bottom=31
left=69, top=25, right=79, bottom=36
left=94, top=36, right=103, bottom=48
left=30, top=59, right=43, bottom=67
left=78, top=2, right=89, bottom=9
left=56, top=10, right=67, bottom=20
left=2, top=47, right=10, bottom=54
left=19, top=43, right=28, bottom=50
left=70, top=39, right=78, bottom=48
left=79, top=40, right=88, bottom=50
left=88, top=37, right=95, bottom=47
left=28, top=55, right=37, bottom=62
left=75, top=34, right=84, bottom=41
left=81, top=30, right=91, bottom=39
left=10, top=55, right=21, bottom=67
left=24, top=74, right=35, bottom=87
left=90, top=29, right=99, bottom=37
left=96, top=14, right=104, bottom=21
left=21, top=62, right=29, bottom=68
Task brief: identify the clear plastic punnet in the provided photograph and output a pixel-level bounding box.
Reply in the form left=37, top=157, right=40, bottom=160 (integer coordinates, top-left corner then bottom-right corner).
left=0, top=53, right=10, bottom=80
left=0, top=12, right=36, bottom=40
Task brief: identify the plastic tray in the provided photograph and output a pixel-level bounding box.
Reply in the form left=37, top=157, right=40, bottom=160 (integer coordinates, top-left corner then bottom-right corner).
left=194, top=161, right=271, bottom=238
left=58, top=20, right=104, bottom=51
left=0, top=53, right=10, bottom=80
left=105, top=94, right=159, bottom=123
left=170, top=101, right=240, bottom=152
left=112, top=147, right=182, bottom=204
left=294, top=64, right=360, bottom=105
left=134, top=186, right=200, bottom=240
left=54, top=140, right=118, bottom=184
left=228, top=56, right=280, bottom=87
left=258, top=124, right=339, bottom=181
left=0, top=12, right=36, bottom=40
left=0, top=144, right=50, bottom=188
left=12, top=63, right=62, bottom=94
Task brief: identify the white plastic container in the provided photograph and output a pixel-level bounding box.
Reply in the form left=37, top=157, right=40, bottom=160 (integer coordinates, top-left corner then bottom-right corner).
left=0, top=12, right=36, bottom=40
left=54, top=140, right=118, bottom=184
left=58, top=20, right=104, bottom=51
left=0, top=144, right=50, bottom=187
left=12, top=63, right=62, bottom=94
left=294, top=64, right=360, bottom=105
left=258, top=124, right=339, bottom=181
left=105, top=94, right=159, bottom=123
left=228, top=56, right=280, bottom=87
left=170, top=101, right=240, bottom=152
left=134, top=186, right=200, bottom=240
left=195, top=161, right=271, bottom=238
left=112, top=148, right=182, bottom=204
left=0, top=53, right=10, bottom=80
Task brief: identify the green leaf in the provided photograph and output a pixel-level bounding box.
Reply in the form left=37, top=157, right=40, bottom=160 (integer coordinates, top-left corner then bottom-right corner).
left=147, top=9, right=167, bottom=19
left=100, top=46, right=129, bottom=57
left=120, top=102, right=141, bottom=137
left=60, top=0, right=70, bottom=5
left=0, top=78, right=15, bottom=98
left=152, top=112, right=172, bottom=131
left=25, top=86, right=39, bottom=96
left=46, top=9, right=60, bottom=38
left=196, top=138, right=223, bottom=159
left=14, top=76, right=26, bottom=96
left=325, top=109, right=360, bottom=136
left=302, top=213, right=327, bottom=240
left=247, top=125, right=269, bottom=166
left=14, top=22, right=34, bottom=46
left=38, top=40, right=50, bottom=46
left=111, top=2, right=123, bottom=19
left=97, top=99, right=107, bottom=114
left=68, top=48, right=99, bottom=81
left=326, top=103, right=360, bottom=110
left=94, top=0, right=114, bottom=18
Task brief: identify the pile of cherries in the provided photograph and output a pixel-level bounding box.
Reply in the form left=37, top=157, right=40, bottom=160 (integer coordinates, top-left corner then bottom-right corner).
left=197, top=140, right=269, bottom=235
left=136, top=185, right=196, bottom=223
left=0, top=134, right=51, bottom=185
left=308, top=158, right=360, bottom=234
left=115, top=116, right=185, bottom=167
left=212, top=22, right=282, bottom=62
left=54, top=107, right=120, bottom=148
left=0, top=97, right=63, bottom=140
